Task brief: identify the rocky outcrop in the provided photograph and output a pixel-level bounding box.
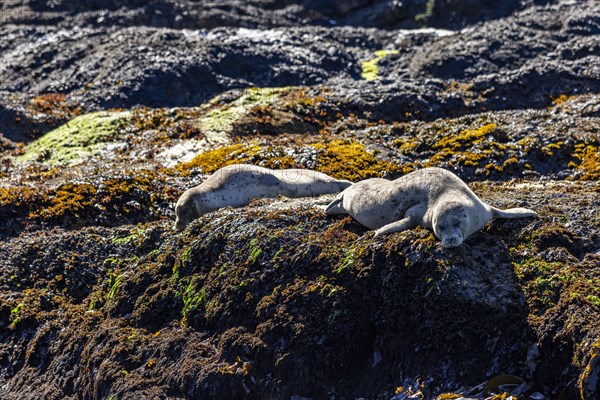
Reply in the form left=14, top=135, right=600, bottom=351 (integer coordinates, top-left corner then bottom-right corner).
left=0, top=1, right=599, bottom=399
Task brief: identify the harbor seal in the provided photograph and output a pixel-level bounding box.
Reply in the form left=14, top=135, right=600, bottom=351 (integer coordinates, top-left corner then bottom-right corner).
left=175, top=164, right=353, bottom=230
left=325, top=167, right=537, bottom=248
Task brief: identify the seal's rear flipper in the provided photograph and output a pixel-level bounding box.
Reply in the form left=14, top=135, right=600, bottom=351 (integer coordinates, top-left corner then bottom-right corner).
left=325, top=194, right=346, bottom=215
left=492, top=207, right=537, bottom=219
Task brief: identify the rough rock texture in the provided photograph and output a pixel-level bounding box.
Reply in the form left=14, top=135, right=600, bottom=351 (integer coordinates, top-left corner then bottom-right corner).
left=0, top=0, right=547, bottom=30
left=0, top=1, right=599, bottom=399
left=1, top=1, right=599, bottom=138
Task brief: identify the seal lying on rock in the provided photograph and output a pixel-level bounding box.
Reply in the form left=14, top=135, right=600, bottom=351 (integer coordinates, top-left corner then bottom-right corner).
left=175, top=164, right=353, bottom=230
left=325, top=167, right=537, bottom=248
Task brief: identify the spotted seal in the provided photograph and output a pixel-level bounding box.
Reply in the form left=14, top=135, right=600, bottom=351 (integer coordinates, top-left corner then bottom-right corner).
left=325, top=167, right=537, bottom=248
left=175, top=164, right=353, bottom=230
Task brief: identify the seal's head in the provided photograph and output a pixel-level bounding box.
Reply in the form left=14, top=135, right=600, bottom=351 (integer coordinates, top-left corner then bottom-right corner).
left=174, top=189, right=204, bottom=231
left=433, top=204, right=468, bottom=248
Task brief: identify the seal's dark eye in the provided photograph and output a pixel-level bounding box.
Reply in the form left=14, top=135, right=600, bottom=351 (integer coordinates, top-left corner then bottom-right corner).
left=439, top=225, right=445, bottom=231
left=454, top=223, right=461, bottom=229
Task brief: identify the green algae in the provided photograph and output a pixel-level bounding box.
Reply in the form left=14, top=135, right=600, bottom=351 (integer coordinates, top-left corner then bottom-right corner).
left=247, top=238, right=263, bottom=265
left=199, top=87, right=290, bottom=137
left=586, top=295, right=600, bottom=308
left=415, top=0, right=435, bottom=22
left=107, top=271, right=122, bottom=301
left=181, top=280, right=206, bottom=326
left=361, top=50, right=400, bottom=81
left=200, top=107, right=238, bottom=136
left=336, top=245, right=357, bottom=273
left=510, top=223, right=600, bottom=316
left=112, top=228, right=145, bottom=247
left=9, top=302, right=24, bottom=329
left=18, top=111, right=130, bottom=166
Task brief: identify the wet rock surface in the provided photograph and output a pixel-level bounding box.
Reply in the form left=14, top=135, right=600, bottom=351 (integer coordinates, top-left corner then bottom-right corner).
left=0, top=1, right=599, bottom=399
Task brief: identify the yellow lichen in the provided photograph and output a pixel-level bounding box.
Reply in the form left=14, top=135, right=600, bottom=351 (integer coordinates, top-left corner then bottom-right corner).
left=0, top=186, right=46, bottom=207
left=31, top=183, right=96, bottom=220
left=503, top=157, right=519, bottom=167
left=579, top=340, right=600, bottom=400
left=432, top=123, right=497, bottom=150
left=177, top=140, right=410, bottom=181
left=394, top=139, right=419, bottom=153
left=483, top=157, right=520, bottom=176
left=415, top=0, right=435, bottom=22
left=361, top=50, right=400, bottom=81
left=552, top=94, right=573, bottom=105
left=436, top=394, right=463, bottom=400
left=176, top=143, right=260, bottom=175
left=517, top=137, right=536, bottom=153
left=313, top=140, right=407, bottom=181
left=485, top=163, right=502, bottom=174
left=571, top=144, right=600, bottom=180
left=541, top=141, right=563, bottom=157
left=427, top=123, right=498, bottom=168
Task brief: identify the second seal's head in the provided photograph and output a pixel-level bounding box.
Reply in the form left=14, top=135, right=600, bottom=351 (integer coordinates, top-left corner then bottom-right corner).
left=433, top=204, right=468, bottom=248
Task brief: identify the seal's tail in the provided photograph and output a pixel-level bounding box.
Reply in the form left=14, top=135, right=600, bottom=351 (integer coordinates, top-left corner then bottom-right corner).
left=325, top=194, right=346, bottom=215
left=339, top=180, right=353, bottom=189
left=491, top=207, right=537, bottom=220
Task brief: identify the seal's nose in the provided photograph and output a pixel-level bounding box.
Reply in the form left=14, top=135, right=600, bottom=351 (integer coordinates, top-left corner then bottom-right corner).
left=442, top=236, right=461, bottom=248
left=174, top=218, right=185, bottom=231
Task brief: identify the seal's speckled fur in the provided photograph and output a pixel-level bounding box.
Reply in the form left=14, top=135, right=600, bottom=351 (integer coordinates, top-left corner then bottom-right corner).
left=175, top=164, right=352, bottom=230
left=326, top=167, right=536, bottom=248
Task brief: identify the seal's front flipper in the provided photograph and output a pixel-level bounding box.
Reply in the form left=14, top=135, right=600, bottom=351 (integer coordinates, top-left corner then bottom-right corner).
left=374, top=217, right=416, bottom=237
left=325, top=194, right=346, bottom=215
left=492, top=207, right=537, bottom=219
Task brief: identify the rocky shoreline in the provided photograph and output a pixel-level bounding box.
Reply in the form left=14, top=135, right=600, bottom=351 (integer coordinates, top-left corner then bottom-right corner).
left=0, top=1, right=599, bottom=399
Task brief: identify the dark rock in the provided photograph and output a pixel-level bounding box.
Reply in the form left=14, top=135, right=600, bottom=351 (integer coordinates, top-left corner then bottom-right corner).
left=0, top=24, right=364, bottom=114
left=429, top=0, right=524, bottom=28
left=0, top=1, right=599, bottom=399
left=0, top=0, right=511, bottom=30
left=407, top=2, right=600, bottom=110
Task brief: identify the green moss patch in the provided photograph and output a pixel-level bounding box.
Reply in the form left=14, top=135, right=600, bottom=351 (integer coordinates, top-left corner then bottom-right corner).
left=18, top=111, right=130, bottom=165
left=509, top=222, right=599, bottom=317
left=199, top=87, right=290, bottom=137
left=130, top=108, right=203, bottom=143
